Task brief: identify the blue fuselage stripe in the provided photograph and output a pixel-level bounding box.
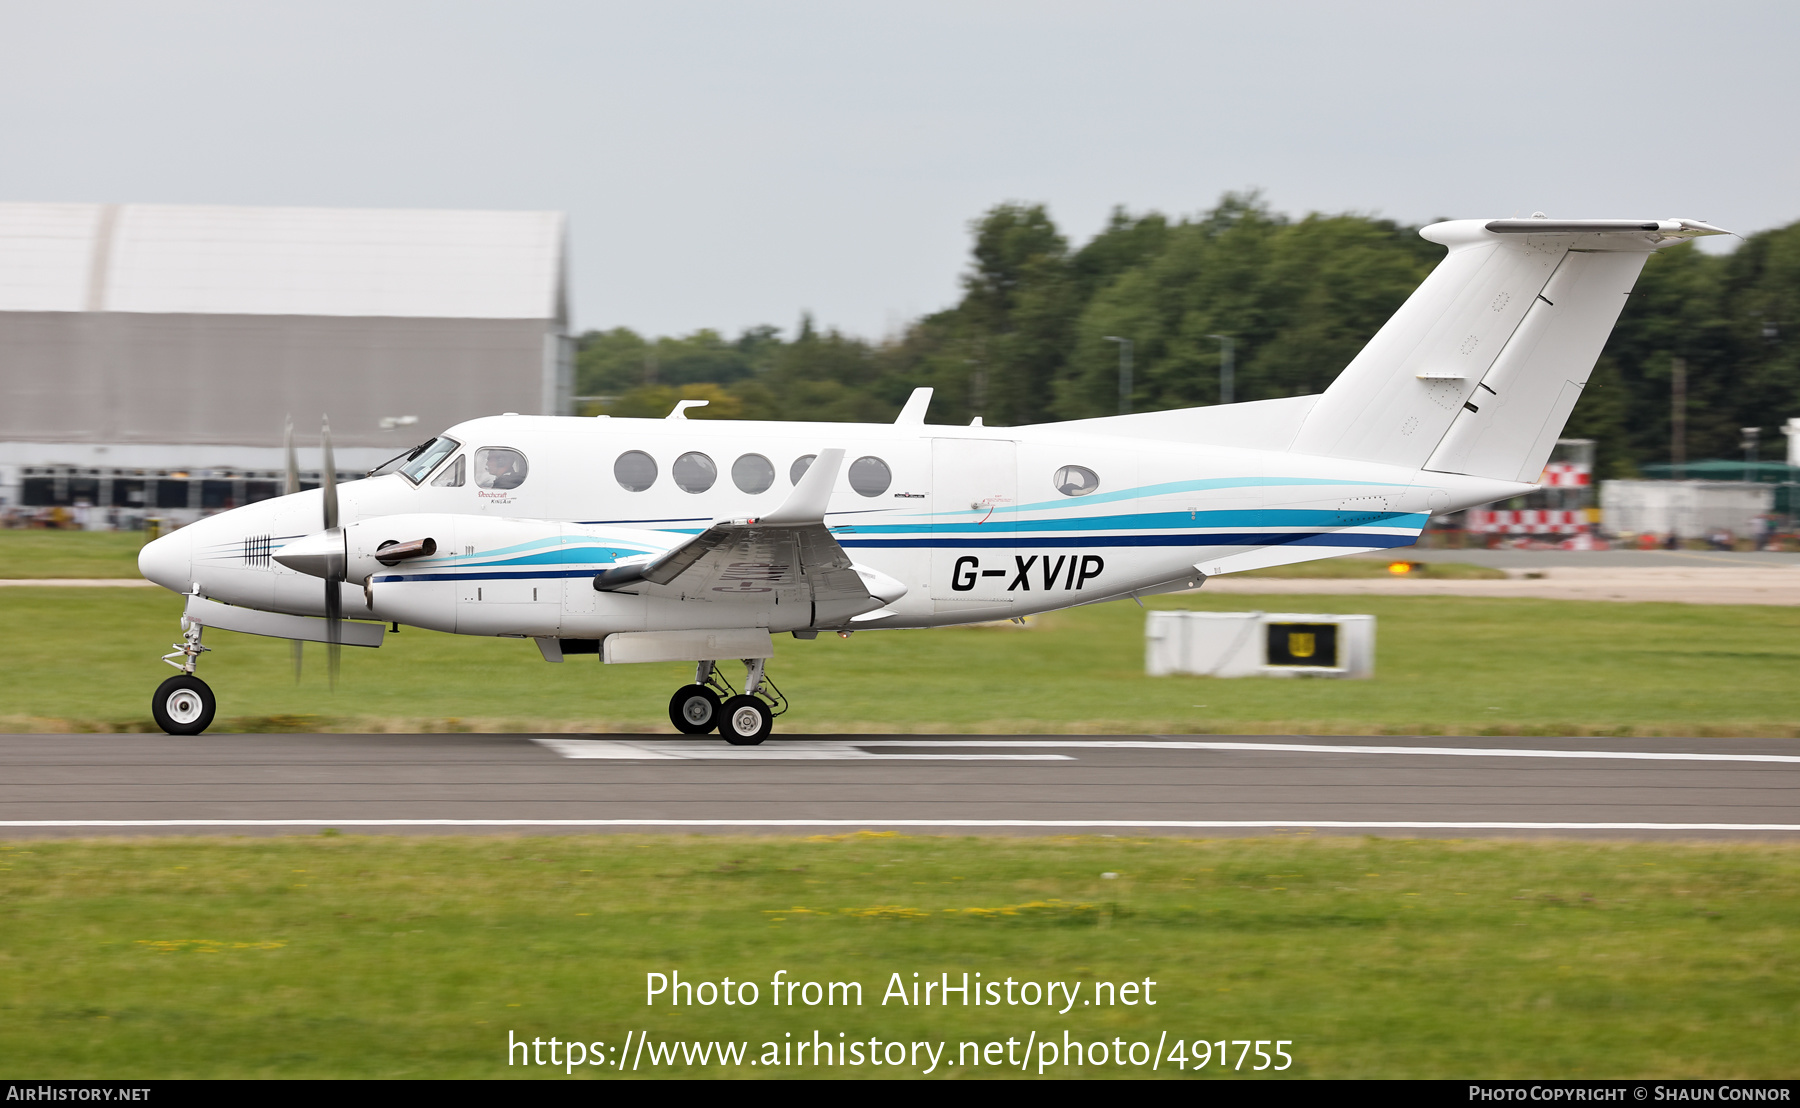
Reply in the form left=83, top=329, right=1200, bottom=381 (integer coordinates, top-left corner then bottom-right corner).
left=839, top=532, right=1417, bottom=550
left=375, top=530, right=1415, bottom=583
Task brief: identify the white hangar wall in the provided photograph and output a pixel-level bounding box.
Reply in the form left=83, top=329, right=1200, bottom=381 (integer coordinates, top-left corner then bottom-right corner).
left=0, top=202, right=573, bottom=452
left=0, top=311, right=565, bottom=449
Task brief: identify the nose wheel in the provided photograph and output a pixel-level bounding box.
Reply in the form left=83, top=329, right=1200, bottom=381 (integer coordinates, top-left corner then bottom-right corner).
left=152, top=674, right=216, bottom=735
left=670, top=658, right=784, bottom=744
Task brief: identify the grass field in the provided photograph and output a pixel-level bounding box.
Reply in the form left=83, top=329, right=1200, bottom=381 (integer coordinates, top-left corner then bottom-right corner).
left=2, top=585, right=1797, bottom=736
left=0, top=530, right=149, bottom=578
left=2, top=833, right=1794, bottom=1078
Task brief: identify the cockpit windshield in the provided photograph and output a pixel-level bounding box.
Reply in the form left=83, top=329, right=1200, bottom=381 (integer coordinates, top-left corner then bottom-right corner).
left=369, top=439, right=432, bottom=479
left=369, top=436, right=461, bottom=484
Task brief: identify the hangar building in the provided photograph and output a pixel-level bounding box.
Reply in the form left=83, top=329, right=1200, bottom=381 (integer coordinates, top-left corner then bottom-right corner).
left=0, top=202, right=571, bottom=525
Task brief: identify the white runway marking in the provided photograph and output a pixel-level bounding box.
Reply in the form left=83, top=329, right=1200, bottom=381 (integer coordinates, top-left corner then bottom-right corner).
left=853, top=739, right=1800, bottom=765
left=533, top=738, right=1072, bottom=761
left=535, top=737, right=1800, bottom=765
left=0, top=579, right=153, bottom=587
left=2, top=818, right=1798, bottom=832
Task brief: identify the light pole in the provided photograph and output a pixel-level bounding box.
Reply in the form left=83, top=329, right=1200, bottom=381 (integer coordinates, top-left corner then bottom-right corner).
left=1742, top=426, right=1762, bottom=483
left=1205, top=334, right=1235, bottom=405
left=1103, top=336, right=1133, bottom=415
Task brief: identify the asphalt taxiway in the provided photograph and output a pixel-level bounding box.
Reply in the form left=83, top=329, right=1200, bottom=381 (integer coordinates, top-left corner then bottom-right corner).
left=2, top=732, right=1797, bottom=838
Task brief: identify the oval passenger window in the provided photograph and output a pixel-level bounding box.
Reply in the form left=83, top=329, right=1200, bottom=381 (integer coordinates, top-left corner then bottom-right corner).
left=789, top=454, right=816, bottom=485
left=673, top=452, right=717, bottom=494
left=1054, top=465, right=1100, bottom=497
left=614, top=450, right=657, bottom=492
left=732, top=453, right=775, bottom=494
left=848, top=456, right=891, bottom=497
left=474, top=447, right=528, bottom=491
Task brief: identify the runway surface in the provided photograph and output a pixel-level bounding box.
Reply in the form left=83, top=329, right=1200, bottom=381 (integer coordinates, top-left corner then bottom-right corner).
left=3, top=732, right=1798, bottom=838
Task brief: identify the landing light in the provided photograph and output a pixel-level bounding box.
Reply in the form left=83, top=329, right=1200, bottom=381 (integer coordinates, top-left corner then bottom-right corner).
left=1387, top=561, right=1421, bottom=576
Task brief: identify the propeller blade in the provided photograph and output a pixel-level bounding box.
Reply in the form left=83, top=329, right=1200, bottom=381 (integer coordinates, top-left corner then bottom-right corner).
left=325, top=574, right=342, bottom=690
left=286, top=417, right=302, bottom=682
left=321, top=416, right=341, bottom=689
left=283, top=417, right=299, bottom=496
left=321, top=417, right=338, bottom=532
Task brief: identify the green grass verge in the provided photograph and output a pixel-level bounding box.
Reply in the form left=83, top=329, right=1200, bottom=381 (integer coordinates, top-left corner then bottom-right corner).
left=2, top=586, right=1797, bottom=736
left=2, top=834, right=1795, bottom=1078
left=0, top=530, right=148, bottom=578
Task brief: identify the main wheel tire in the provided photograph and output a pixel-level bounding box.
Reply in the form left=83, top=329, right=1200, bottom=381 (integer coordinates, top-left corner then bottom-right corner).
left=669, top=685, right=722, bottom=735
left=152, top=674, right=216, bottom=736
left=720, top=695, right=772, bottom=745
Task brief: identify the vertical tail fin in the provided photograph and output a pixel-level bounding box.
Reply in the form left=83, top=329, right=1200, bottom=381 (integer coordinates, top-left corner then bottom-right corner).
left=1289, top=218, right=1728, bottom=480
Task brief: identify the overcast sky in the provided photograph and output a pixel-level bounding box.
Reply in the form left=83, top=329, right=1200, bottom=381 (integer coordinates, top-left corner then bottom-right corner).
left=4, top=1, right=1795, bottom=339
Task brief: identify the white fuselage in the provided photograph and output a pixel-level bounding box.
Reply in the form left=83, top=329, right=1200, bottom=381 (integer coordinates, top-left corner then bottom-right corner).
left=139, top=412, right=1528, bottom=640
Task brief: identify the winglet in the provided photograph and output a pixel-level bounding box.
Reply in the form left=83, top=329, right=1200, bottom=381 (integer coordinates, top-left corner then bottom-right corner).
left=760, top=448, right=844, bottom=525
left=667, top=400, right=710, bottom=419
left=895, top=387, right=933, bottom=424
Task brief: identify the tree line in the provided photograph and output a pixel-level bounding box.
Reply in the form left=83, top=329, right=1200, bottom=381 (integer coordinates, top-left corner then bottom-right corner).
left=577, top=194, right=1800, bottom=478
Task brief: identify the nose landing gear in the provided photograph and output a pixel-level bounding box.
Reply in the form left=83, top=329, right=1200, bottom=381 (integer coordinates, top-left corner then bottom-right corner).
left=666, top=658, right=785, bottom=744
left=153, top=617, right=217, bottom=735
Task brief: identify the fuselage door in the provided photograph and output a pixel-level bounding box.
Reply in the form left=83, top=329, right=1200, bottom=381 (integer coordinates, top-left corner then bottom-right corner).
left=929, top=437, right=1017, bottom=602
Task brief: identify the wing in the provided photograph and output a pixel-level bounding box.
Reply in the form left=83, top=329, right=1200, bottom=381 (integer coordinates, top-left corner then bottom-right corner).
left=593, top=449, right=904, bottom=624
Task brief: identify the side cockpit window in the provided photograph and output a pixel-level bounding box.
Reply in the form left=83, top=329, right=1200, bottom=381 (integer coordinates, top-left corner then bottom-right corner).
left=475, top=447, right=528, bottom=490
left=430, top=455, right=466, bottom=487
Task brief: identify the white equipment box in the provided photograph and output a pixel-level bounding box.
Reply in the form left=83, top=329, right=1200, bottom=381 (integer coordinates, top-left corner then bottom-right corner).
left=1145, top=611, right=1375, bottom=679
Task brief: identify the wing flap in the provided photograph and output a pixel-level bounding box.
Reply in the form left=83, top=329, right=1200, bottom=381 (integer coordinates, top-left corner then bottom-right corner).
left=595, top=519, right=890, bottom=616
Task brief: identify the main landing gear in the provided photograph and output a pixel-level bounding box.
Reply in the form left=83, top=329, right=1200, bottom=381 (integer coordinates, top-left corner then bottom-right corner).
left=667, top=659, right=787, bottom=745
left=152, top=617, right=217, bottom=735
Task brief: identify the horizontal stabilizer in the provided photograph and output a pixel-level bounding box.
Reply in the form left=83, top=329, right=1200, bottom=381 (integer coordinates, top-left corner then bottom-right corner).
left=1485, top=218, right=1730, bottom=237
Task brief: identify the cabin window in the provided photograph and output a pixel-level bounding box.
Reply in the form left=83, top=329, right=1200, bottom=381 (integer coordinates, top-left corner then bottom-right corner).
left=849, top=456, right=891, bottom=497
left=614, top=450, right=657, bottom=492
left=789, top=454, right=816, bottom=485
left=1054, top=465, right=1100, bottom=497
left=732, top=453, right=775, bottom=494
left=388, top=436, right=460, bottom=484
left=673, top=451, right=717, bottom=494
left=430, top=455, right=466, bottom=487
left=474, top=447, right=528, bottom=491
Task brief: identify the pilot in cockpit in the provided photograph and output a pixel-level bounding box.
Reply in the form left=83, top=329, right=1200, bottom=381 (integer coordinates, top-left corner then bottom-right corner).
left=476, top=447, right=527, bottom=490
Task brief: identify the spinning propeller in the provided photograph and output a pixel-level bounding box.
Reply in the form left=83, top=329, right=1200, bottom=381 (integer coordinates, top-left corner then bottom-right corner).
left=279, top=416, right=344, bottom=688
left=275, top=420, right=438, bottom=687
left=321, top=418, right=342, bottom=688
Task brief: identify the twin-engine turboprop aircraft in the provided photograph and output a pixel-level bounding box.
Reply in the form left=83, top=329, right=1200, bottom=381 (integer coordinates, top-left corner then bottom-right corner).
left=137, top=216, right=1728, bottom=742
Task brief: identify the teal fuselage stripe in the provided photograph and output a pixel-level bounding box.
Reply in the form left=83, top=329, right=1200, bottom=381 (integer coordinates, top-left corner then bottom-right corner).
left=835, top=510, right=1428, bottom=536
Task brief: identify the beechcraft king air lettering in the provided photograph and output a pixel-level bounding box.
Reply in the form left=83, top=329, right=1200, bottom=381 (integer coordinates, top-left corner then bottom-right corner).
left=137, top=216, right=1730, bottom=743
